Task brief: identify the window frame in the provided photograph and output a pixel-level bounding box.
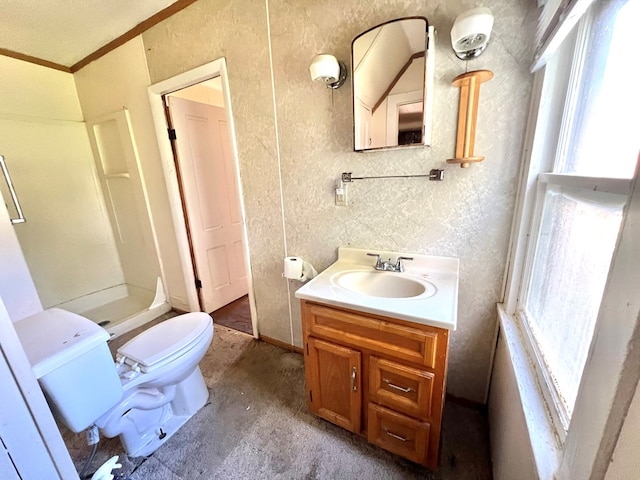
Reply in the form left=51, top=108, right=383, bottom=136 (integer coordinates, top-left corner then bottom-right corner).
left=516, top=174, right=630, bottom=437
left=502, top=1, right=633, bottom=443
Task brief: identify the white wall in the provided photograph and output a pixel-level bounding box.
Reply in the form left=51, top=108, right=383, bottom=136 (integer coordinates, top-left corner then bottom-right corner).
left=371, top=99, right=387, bottom=147
left=605, top=379, right=640, bottom=479
left=74, top=37, right=187, bottom=309
left=0, top=190, right=41, bottom=322
left=170, top=82, right=225, bottom=107
left=0, top=56, right=81, bottom=120
left=0, top=55, right=125, bottom=308
left=390, top=57, right=424, bottom=94
left=488, top=334, right=537, bottom=480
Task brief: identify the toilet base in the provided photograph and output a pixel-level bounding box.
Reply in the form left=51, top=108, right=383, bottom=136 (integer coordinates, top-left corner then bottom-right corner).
left=125, top=406, right=194, bottom=457
left=98, top=367, right=210, bottom=458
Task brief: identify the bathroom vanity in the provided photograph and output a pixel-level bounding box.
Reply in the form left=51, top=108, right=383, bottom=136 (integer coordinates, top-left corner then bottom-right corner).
left=295, top=248, right=458, bottom=469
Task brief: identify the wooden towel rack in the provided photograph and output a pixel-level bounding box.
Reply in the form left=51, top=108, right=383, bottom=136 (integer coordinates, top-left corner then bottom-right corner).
left=447, top=69, right=493, bottom=168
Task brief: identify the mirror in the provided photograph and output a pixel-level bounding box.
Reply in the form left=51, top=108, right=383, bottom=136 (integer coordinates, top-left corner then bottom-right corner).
left=352, top=17, right=434, bottom=151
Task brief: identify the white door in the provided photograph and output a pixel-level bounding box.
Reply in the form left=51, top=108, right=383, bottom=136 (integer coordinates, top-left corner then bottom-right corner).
left=167, top=96, right=248, bottom=313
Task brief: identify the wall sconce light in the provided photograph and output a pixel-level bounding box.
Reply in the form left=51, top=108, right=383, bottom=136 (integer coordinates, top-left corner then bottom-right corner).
left=310, top=54, right=347, bottom=89
left=450, top=7, right=494, bottom=60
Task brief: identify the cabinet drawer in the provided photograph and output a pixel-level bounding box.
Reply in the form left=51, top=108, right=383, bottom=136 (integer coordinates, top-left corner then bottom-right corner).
left=303, top=302, right=440, bottom=368
left=367, top=403, right=430, bottom=465
left=369, top=356, right=434, bottom=420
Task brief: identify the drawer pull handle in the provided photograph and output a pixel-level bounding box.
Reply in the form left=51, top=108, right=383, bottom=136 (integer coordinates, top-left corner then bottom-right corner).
left=351, top=367, right=357, bottom=391
left=383, top=378, right=415, bottom=393
left=383, top=427, right=408, bottom=442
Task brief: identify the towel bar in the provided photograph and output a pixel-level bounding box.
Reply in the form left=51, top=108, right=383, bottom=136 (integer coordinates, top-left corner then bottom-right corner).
left=0, top=154, right=26, bottom=225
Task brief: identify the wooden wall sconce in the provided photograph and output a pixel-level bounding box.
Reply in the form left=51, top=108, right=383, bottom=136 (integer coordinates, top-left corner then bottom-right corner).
left=447, top=69, right=493, bottom=168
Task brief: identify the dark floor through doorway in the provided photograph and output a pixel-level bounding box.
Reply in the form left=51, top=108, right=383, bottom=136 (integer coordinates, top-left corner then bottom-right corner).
left=210, top=295, right=252, bottom=335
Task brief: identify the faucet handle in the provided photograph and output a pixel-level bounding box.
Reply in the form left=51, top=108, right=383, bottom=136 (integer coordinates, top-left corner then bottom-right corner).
left=395, top=256, right=414, bottom=272
left=366, top=252, right=384, bottom=269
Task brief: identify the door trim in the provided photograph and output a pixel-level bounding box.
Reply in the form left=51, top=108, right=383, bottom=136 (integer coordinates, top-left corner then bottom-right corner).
left=148, top=57, right=258, bottom=338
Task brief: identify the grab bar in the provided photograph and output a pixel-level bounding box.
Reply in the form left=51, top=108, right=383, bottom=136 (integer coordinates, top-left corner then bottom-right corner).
left=0, top=155, right=26, bottom=224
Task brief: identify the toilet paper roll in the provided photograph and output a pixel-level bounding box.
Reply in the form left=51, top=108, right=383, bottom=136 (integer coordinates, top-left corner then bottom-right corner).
left=284, top=256, right=303, bottom=279
left=284, top=256, right=318, bottom=282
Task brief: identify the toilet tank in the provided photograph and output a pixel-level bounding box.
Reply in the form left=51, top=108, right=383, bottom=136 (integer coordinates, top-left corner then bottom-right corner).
left=13, top=308, right=123, bottom=432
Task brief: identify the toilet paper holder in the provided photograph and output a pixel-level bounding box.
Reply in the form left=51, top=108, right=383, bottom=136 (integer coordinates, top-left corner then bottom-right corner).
left=283, top=256, right=318, bottom=282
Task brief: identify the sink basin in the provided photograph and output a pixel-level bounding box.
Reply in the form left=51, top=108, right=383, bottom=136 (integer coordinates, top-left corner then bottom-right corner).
left=294, top=247, right=459, bottom=329
left=332, top=270, right=436, bottom=299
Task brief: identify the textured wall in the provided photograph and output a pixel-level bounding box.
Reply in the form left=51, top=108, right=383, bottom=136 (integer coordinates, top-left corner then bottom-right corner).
left=143, top=0, right=291, bottom=341
left=142, top=0, right=536, bottom=402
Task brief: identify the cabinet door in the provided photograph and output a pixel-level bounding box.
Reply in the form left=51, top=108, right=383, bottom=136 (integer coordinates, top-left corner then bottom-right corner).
left=306, top=338, right=362, bottom=433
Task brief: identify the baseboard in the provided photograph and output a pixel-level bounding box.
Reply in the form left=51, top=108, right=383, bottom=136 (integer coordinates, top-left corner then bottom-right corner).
left=259, top=335, right=303, bottom=354
left=446, top=393, right=487, bottom=412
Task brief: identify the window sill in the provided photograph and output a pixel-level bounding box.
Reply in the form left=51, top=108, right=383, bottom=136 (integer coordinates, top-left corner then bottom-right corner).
left=496, top=304, right=562, bottom=479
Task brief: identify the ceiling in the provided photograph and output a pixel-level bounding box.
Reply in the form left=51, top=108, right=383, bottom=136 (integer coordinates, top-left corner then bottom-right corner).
left=0, top=0, right=179, bottom=68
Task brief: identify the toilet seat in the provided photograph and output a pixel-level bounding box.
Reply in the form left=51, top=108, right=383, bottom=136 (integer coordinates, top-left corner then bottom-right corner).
left=117, top=313, right=212, bottom=374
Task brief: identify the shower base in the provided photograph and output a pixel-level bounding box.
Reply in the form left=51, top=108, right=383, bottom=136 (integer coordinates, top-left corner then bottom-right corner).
left=55, top=278, right=171, bottom=338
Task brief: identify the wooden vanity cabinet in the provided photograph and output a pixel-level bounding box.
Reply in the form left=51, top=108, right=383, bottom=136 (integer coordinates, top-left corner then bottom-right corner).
left=301, top=300, right=449, bottom=469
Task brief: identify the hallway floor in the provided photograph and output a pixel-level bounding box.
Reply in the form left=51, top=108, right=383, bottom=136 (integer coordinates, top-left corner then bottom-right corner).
left=65, top=320, right=492, bottom=479
left=211, top=295, right=252, bottom=335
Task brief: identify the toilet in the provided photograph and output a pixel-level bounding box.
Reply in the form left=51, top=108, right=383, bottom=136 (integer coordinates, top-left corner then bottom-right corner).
left=13, top=308, right=214, bottom=457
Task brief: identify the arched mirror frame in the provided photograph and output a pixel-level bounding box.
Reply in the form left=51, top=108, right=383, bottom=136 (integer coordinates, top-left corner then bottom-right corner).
left=351, top=16, right=434, bottom=152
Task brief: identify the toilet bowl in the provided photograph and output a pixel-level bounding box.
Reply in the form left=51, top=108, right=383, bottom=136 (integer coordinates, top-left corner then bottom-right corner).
left=14, top=308, right=214, bottom=457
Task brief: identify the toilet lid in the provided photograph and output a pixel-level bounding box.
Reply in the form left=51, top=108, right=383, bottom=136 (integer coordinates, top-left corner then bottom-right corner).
left=117, top=313, right=212, bottom=368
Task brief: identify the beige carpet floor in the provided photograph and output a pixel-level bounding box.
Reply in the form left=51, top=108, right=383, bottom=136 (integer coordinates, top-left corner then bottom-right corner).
left=65, top=318, right=491, bottom=479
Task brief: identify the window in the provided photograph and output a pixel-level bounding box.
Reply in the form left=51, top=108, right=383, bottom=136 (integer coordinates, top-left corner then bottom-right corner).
left=511, top=0, right=638, bottom=437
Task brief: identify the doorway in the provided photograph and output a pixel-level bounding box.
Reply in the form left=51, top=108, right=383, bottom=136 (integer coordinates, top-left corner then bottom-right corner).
left=148, top=59, right=257, bottom=337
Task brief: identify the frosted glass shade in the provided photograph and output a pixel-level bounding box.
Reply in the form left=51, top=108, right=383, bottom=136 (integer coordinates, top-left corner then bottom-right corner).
left=310, top=54, right=340, bottom=83
left=451, top=7, right=494, bottom=59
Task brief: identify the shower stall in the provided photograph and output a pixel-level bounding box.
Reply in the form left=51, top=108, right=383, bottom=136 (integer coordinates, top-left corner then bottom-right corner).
left=0, top=108, right=170, bottom=336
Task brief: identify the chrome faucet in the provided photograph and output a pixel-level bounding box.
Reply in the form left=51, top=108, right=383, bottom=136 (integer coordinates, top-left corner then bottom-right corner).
left=366, top=253, right=414, bottom=272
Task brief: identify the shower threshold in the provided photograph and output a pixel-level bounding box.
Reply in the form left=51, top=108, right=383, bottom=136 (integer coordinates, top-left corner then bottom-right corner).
left=55, top=277, right=171, bottom=338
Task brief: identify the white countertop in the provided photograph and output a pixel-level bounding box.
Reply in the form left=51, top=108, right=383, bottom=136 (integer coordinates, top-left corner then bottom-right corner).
left=294, top=247, right=459, bottom=330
